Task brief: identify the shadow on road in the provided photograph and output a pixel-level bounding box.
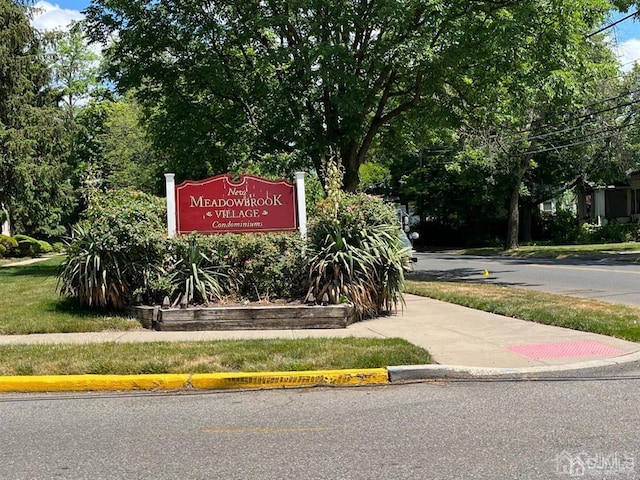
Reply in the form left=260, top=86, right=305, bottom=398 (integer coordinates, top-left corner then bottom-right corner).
left=420, top=252, right=640, bottom=268
left=407, top=269, right=543, bottom=289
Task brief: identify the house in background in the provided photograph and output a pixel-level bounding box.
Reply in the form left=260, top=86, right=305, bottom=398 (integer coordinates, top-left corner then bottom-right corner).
left=539, top=198, right=558, bottom=214
left=577, top=171, right=640, bottom=225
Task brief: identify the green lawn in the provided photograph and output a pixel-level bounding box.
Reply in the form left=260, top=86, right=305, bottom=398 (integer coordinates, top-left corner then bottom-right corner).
left=0, top=257, right=141, bottom=334
left=5, top=248, right=640, bottom=376
left=458, top=242, right=640, bottom=259
left=408, top=241, right=640, bottom=342
left=0, top=258, right=433, bottom=374
left=0, top=338, right=432, bottom=376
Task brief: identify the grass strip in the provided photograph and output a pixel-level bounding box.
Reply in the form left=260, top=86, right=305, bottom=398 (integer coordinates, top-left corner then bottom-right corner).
left=406, top=279, right=640, bottom=342
left=0, top=257, right=140, bottom=334
left=0, top=338, right=432, bottom=376
left=458, top=242, right=640, bottom=259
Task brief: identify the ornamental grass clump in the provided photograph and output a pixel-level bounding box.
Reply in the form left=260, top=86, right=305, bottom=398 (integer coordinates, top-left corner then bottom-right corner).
left=162, top=235, right=229, bottom=306
left=58, top=190, right=166, bottom=309
left=306, top=156, right=410, bottom=319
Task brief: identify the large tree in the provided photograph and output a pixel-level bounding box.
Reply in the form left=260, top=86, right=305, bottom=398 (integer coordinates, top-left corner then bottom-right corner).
left=85, top=0, right=636, bottom=190
left=98, top=96, right=159, bottom=192
left=0, top=0, right=72, bottom=237
left=463, top=31, right=635, bottom=249
left=45, top=23, right=100, bottom=127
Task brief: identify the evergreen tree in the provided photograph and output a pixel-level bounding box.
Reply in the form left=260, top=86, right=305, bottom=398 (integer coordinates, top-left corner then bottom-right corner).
left=0, top=0, right=73, bottom=237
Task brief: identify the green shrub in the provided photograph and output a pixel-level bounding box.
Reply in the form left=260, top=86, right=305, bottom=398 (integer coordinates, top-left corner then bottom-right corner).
left=58, top=187, right=307, bottom=308
left=306, top=181, right=409, bottom=319
left=38, top=240, right=53, bottom=254
left=538, top=209, right=579, bottom=244
left=57, top=173, right=405, bottom=316
left=13, top=234, right=43, bottom=257
left=157, top=232, right=308, bottom=303
left=58, top=190, right=167, bottom=309
left=51, top=242, right=64, bottom=253
left=221, top=232, right=307, bottom=301
left=0, top=234, right=18, bottom=258
left=578, top=221, right=639, bottom=244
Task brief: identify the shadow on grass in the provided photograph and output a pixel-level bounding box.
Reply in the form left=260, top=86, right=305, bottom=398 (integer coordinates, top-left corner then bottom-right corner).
left=0, top=263, right=60, bottom=278
left=49, top=297, right=131, bottom=319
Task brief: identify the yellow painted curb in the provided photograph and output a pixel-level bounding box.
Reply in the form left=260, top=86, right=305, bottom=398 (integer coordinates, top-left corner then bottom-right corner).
left=0, top=369, right=389, bottom=392
left=190, top=369, right=389, bottom=390
left=0, top=374, right=190, bottom=392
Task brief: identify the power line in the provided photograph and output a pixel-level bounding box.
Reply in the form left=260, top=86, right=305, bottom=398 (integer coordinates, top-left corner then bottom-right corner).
left=516, top=112, right=621, bottom=143
left=506, top=87, right=640, bottom=138
left=617, top=55, right=640, bottom=69
left=587, top=10, right=639, bottom=39
left=409, top=87, right=640, bottom=160
left=520, top=96, right=640, bottom=144
left=418, top=113, right=639, bottom=160
left=522, top=119, right=638, bottom=156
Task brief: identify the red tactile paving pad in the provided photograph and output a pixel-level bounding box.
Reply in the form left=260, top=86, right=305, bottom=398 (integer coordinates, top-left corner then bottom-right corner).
left=505, top=341, right=627, bottom=360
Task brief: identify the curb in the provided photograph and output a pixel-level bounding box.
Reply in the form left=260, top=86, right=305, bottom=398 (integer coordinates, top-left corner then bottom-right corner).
left=0, top=368, right=389, bottom=393
left=2, top=352, right=640, bottom=392
left=0, top=374, right=190, bottom=392
left=388, top=349, right=640, bottom=381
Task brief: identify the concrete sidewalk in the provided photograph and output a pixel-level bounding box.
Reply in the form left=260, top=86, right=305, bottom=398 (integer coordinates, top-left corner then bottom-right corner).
left=2, top=294, right=639, bottom=372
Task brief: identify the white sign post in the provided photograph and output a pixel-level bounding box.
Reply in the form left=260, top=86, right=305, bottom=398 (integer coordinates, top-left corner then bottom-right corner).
left=295, top=172, right=307, bottom=238
left=165, top=173, right=177, bottom=238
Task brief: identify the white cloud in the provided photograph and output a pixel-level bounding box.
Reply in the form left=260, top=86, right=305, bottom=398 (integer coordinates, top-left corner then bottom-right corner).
left=612, top=38, right=640, bottom=72
left=30, top=1, right=84, bottom=31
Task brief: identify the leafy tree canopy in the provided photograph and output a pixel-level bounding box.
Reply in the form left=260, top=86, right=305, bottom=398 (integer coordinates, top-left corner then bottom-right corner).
left=85, top=0, right=635, bottom=190
left=44, top=23, right=100, bottom=126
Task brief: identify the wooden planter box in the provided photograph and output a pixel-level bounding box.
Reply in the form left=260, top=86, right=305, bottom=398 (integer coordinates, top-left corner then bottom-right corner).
left=133, top=303, right=355, bottom=331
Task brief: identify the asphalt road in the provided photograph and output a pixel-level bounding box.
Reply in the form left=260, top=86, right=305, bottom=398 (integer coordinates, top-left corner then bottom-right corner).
left=1, top=363, right=639, bottom=479
left=413, top=252, right=640, bottom=306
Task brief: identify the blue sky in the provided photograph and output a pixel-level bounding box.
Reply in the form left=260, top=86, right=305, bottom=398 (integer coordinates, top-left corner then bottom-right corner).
left=31, top=1, right=85, bottom=30
left=32, top=1, right=640, bottom=69
left=607, top=10, right=640, bottom=69
left=52, top=0, right=86, bottom=10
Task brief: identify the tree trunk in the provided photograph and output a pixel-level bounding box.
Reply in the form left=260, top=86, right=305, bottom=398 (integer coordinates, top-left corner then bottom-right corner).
left=505, top=182, right=520, bottom=250
left=520, top=200, right=533, bottom=243
left=505, top=150, right=535, bottom=250
left=342, top=165, right=360, bottom=192
left=341, top=142, right=361, bottom=192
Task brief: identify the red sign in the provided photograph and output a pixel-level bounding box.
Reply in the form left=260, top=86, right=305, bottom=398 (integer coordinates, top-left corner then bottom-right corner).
left=175, top=174, right=297, bottom=234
